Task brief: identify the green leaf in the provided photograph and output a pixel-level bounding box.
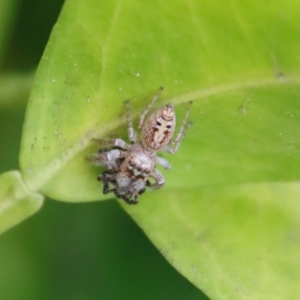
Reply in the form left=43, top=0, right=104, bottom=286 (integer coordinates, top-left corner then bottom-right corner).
left=122, top=183, right=300, bottom=299
left=19, top=0, right=300, bottom=298
left=0, top=171, right=43, bottom=234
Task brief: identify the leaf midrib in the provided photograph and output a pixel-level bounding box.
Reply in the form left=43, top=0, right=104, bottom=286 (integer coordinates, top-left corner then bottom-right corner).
left=23, top=75, right=300, bottom=193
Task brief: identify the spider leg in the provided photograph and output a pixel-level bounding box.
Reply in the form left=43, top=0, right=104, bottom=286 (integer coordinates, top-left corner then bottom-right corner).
left=138, top=87, right=164, bottom=129
left=138, top=187, right=146, bottom=195
left=92, top=138, right=131, bottom=150
left=87, top=149, right=125, bottom=170
left=98, top=171, right=117, bottom=194
left=148, top=168, right=165, bottom=189
left=94, top=147, right=108, bottom=153
left=116, top=178, right=146, bottom=204
left=163, top=101, right=193, bottom=154
left=124, top=194, right=139, bottom=205
left=156, top=156, right=171, bottom=170
left=125, top=99, right=138, bottom=142
left=114, top=189, right=137, bottom=205
left=104, top=187, right=117, bottom=194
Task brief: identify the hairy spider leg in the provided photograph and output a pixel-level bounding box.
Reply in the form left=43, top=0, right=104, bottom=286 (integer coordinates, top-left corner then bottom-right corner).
left=88, top=149, right=125, bottom=171
left=98, top=171, right=117, bottom=194
left=92, top=138, right=131, bottom=150
left=138, top=87, right=164, bottom=129
left=147, top=168, right=165, bottom=189
left=156, top=156, right=171, bottom=170
left=125, top=99, right=138, bottom=142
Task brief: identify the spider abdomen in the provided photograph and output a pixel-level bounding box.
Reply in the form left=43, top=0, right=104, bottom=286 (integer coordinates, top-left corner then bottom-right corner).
left=141, top=103, right=176, bottom=151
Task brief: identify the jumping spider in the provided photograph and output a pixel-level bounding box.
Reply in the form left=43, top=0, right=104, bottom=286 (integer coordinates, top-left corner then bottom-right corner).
left=88, top=87, right=192, bottom=204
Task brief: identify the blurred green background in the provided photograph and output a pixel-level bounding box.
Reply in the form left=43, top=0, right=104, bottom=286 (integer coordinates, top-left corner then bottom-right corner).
left=0, top=1, right=207, bottom=299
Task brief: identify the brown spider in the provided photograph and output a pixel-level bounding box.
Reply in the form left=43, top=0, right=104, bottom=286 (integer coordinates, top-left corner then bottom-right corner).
left=88, top=88, right=192, bottom=204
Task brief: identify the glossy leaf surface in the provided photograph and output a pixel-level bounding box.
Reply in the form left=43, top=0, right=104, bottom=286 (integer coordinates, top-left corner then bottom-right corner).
left=19, top=0, right=300, bottom=298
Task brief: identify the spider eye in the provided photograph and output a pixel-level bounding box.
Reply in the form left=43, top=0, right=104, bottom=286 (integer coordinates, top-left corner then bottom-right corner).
left=156, top=121, right=162, bottom=126
left=166, top=125, right=172, bottom=129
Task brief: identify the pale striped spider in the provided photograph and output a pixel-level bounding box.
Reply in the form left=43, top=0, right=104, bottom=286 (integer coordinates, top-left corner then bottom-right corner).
left=88, top=88, right=192, bottom=204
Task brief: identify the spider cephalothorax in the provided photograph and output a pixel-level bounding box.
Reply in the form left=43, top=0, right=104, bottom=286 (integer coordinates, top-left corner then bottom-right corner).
left=88, top=88, right=192, bottom=204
